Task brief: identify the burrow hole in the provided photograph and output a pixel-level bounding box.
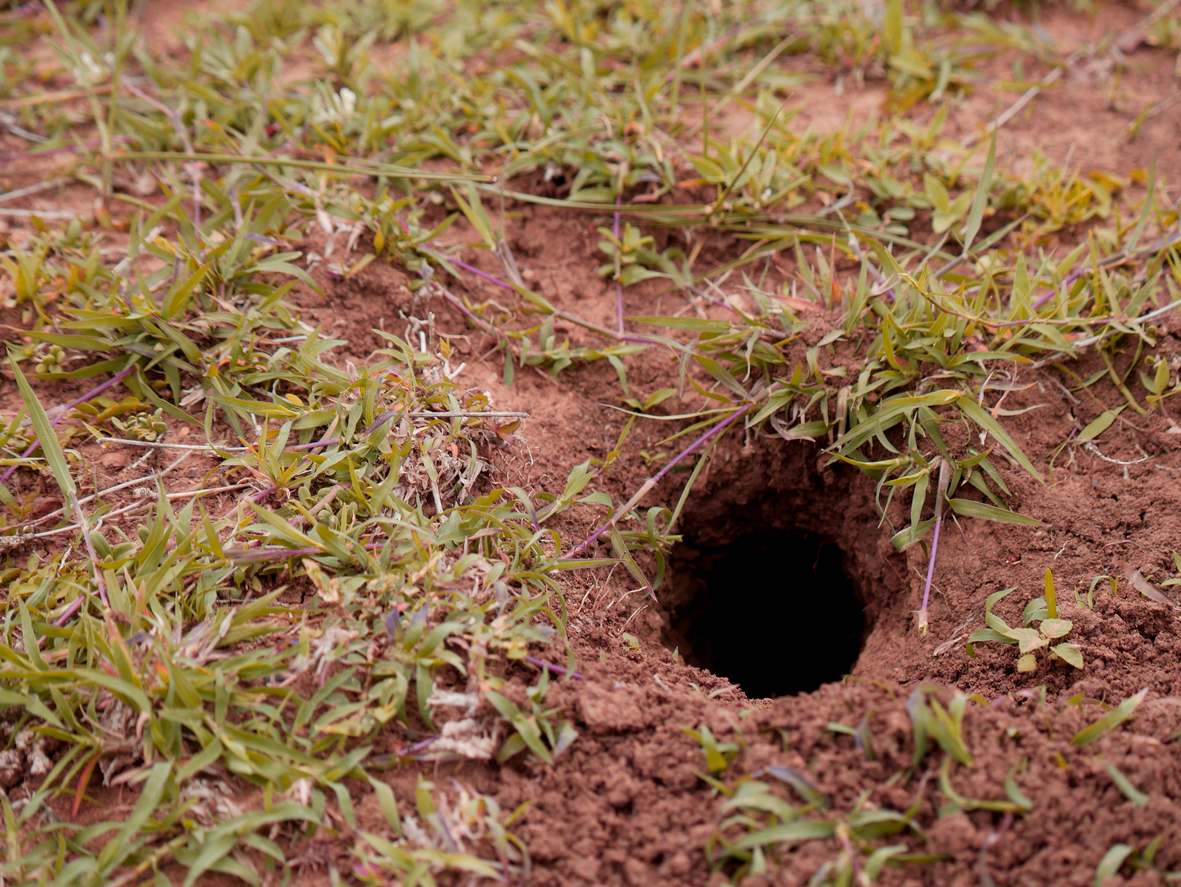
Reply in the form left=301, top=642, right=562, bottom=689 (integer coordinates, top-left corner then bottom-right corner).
left=663, top=528, right=867, bottom=698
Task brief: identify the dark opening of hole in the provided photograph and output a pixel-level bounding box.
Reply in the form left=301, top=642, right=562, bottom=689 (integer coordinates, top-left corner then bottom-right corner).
left=664, top=529, right=866, bottom=698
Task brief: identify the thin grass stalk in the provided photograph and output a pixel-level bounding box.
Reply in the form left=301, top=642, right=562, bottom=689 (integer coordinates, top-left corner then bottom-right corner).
left=918, top=459, right=952, bottom=634
left=564, top=398, right=760, bottom=559
left=614, top=190, right=624, bottom=335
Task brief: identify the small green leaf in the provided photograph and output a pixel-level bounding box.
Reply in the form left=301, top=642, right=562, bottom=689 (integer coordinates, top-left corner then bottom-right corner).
left=487, top=691, right=552, bottom=764
left=1078, top=407, right=1125, bottom=442
left=926, top=694, right=973, bottom=766
left=1023, top=596, right=1049, bottom=625
left=1089, top=574, right=1118, bottom=598
left=1003, top=777, right=1033, bottom=812
left=696, top=725, right=730, bottom=775
left=693, top=353, right=750, bottom=398
left=1094, top=844, right=1134, bottom=887
left=891, top=517, right=936, bottom=551
left=1040, top=618, right=1072, bottom=639
left=1073, top=689, right=1146, bottom=746
left=865, top=844, right=908, bottom=880
left=1051, top=643, right=1084, bottom=669
left=1003, top=628, right=1047, bottom=654
left=161, top=258, right=214, bottom=320
left=1152, top=358, right=1170, bottom=396
left=966, top=628, right=1014, bottom=649
left=983, top=587, right=1017, bottom=633
left=924, top=174, right=950, bottom=214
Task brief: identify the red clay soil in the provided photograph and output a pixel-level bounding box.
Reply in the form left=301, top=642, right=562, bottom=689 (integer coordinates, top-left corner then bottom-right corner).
left=4, top=2, right=1181, bottom=885
left=299, top=44, right=1181, bottom=875
left=499, top=360, right=1181, bottom=887
left=287, top=219, right=1181, bottom=886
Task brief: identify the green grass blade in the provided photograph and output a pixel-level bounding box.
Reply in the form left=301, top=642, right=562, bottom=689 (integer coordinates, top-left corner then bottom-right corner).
left=961, top=131, right=996, bottom=254
left=946, top=499, right=1043, bottom=526
left=1072, top=689, right=1146, bottom=746
left=956, top=396, right=1043, bottom=483
left=1094, top=844, right=1134, bottom=886
left=1125, top=158, right=1155, bottom=256
left=9, top=358, right=76, bottom=513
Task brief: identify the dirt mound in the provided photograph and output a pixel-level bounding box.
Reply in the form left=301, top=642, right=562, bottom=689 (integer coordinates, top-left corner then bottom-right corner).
left=481, top=354, right=1181, bottom=885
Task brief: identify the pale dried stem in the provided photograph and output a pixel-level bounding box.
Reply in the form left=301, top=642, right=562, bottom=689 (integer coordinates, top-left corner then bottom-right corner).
left=964, top=48, right=1086, bottom=148
left=17, top=451, right=191, bottom=530
left=0, top=180, right=63, bottom=204
left=120, top=80, right=201, bottom=225
left=67, top=490, right=108, bottom=609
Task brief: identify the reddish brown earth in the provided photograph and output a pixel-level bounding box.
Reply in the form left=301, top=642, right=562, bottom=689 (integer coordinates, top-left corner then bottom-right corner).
left=3, top=1, right=1181, bottom=885
left=312, top=273, right=1181, bottom=887
left=283, top=207, right=1181, bottom=885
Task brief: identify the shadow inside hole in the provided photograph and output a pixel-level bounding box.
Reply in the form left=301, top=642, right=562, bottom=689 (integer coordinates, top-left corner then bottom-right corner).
left=665, top=528, right=867, bottom=698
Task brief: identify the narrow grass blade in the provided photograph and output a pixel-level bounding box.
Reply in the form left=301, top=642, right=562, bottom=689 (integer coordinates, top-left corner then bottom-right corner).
left=946, top=499, right=1043, bottom=526
left=962, top=131, right=996, bottom=254
left=956, top=396, right=1044, bottom=483
left=1103, top=762, right=1148, bottom=807
left=9, top=358, right=76, bottom=513
left=1125, top=159, right=1155, bottom=256
left=733, top=819, right=836, bottom=849
left=1094, top=844, right=1134, bottom=886
left=1072, top=689, right=1146, bottom=746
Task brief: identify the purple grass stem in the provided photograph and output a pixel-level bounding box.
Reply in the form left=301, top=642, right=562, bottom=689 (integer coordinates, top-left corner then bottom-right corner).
left=523, top=655, right=583, bottom=680
left=405, top=736, right=438, bottom=754
left=449, top=258, right=514, bottom=291
left=564, top=400, right=755, bottom=559
left=53, top=596, right=86, bottom=628
left=614, top=191, right=624, bottom=335
left=919, top=515, right=942, bottom=630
